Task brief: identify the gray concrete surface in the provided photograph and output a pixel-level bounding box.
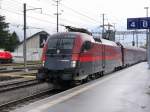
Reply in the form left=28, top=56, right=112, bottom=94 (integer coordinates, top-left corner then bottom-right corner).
left=0, top=82, right=53, bottom=106
left=12, top=62, right=150, bottom=112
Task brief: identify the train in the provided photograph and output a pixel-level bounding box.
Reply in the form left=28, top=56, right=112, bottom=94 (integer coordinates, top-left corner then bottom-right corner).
left=0, top=50, right=13, bottom=63
left=36, top=28, right=146, bottom=84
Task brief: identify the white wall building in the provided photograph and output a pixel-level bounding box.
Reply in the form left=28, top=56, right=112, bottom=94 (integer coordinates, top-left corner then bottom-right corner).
left=13, top=31, right=50, bottom=62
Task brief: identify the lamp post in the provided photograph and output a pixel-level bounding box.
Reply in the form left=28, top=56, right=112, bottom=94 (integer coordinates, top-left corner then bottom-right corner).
left=144, top=7, right=149, bottom=48
left=144, top=7, right=150, bottom=68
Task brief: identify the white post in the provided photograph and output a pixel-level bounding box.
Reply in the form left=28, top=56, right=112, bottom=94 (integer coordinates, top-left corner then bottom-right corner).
left=144, top=7, right=150, bottom=69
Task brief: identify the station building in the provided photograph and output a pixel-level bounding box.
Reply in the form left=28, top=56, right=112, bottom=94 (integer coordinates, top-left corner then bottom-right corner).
left=13, top=31, right=50, bottom=62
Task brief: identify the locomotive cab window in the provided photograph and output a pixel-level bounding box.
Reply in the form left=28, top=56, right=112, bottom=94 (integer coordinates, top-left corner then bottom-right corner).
left=59, top=39, right=74, bottom=49
left=82, top=41, right=92, bottom=51
left=48, top=38, right=74, bottom=49
left=48, top=38, right=59, bottom=49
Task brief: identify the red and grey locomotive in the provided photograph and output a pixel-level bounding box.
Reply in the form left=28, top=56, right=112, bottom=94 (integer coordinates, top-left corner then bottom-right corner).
left=37, top=28, right=146, bottom=83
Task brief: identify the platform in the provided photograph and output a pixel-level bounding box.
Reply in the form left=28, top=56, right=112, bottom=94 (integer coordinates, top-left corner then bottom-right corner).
left=12, top=62, right=150, bottom=112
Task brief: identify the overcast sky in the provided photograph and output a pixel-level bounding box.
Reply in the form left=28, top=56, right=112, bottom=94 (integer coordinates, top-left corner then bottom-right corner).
left=0, top=0, right=150, bottom=40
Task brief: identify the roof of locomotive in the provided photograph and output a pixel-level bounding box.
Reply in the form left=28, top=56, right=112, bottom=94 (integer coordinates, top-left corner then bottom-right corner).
left=123, top=46, right=146, bottom=51
left=50, top=32, right=118, bottom=46
left=50, top=32, right=77, bottom=38
left=50, top=32, right=95, bottom=41
left=50, top=32, right=91, bottom=37
left=94, top=37, right=118, bottom=47
left=100, top=39, right=118, bottom=46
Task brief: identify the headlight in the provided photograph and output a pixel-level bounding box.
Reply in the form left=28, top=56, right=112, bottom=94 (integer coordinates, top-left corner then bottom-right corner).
left=42, top=61, right=45, bottom=66
left=71, top=61, right=76, bottom=68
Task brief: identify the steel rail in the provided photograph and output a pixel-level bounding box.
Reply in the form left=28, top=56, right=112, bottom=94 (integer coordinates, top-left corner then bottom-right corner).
left=0, top=79, right=39, bottom=93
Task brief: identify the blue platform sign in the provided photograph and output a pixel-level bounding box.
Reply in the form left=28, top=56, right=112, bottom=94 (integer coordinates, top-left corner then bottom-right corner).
left=139, top=18, right=150, bottom=29
left=127, top=18, right=139, bottom=29
left=127, top=17, right=150, bottom=29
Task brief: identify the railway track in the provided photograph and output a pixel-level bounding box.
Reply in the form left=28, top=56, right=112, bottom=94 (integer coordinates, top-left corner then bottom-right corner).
left=0, top=79, right=54, bottom=109
left=0, top=67, right=130, bottom=112
left=0, top=61, right=41, bottom=67
left=0, top=66, right=38, bottom=73
left=0, top=78, right=35, bottom=86
left=0, top=79, right=38, bottom=93
left=0, top=88, right=61, bottom=112
left=0, top=62, right=41, bottom=73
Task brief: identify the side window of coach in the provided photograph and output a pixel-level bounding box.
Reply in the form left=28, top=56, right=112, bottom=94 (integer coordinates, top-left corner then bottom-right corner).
left=82, top=41, right=92, bottom=52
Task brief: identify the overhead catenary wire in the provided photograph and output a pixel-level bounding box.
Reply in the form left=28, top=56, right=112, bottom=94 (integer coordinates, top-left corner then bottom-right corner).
left=4, top=0, right=100, bottom=26
left=3, top=0, right=98, bottom=28
left=5, top=0, right=35, bottom=9
left=1, top=0, right=101, bottom=33
left=1, top=1, right=82, bottom=27
left=1, top=5, right=91, bottom=30
left=9, top=23, right=53, bottom=30
left=21, top=0, right=99, bottom=26
left=60, top=3, right=99, bottom=24
left=41, top=0, right=100, bottom=24
left=0, top=7, right=70, bottom=30
left=0, top=8, right=56, bottom=25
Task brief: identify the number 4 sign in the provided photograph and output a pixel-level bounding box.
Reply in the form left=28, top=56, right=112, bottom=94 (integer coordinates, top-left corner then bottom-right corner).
left=127, top=18, right=139, bottom=29
left=130, top=22, right=136, bottom=27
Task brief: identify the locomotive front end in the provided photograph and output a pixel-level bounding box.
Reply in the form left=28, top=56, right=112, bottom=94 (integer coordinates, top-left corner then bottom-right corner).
left=37, top=32, right=82, bottom=82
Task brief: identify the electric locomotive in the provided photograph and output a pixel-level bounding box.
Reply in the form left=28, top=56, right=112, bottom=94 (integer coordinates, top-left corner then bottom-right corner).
left=37, top=33, right=123, bottom=82
left=37, top=26, right=146, bottom=83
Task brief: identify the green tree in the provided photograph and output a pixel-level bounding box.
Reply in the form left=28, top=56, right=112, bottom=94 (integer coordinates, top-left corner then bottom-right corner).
left=0, top=15, right=20, bottom=52
left=0, top=15, right=10, bottom=49
left=5, top=31, right=20, bottom=52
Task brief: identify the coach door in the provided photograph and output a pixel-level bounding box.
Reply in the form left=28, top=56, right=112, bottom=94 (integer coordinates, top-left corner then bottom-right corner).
left=102, top=44, right=105, bottom=70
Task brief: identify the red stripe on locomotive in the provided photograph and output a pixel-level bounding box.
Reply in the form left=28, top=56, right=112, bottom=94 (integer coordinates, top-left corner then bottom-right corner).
left=72, top=40, right=122, bottom=62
